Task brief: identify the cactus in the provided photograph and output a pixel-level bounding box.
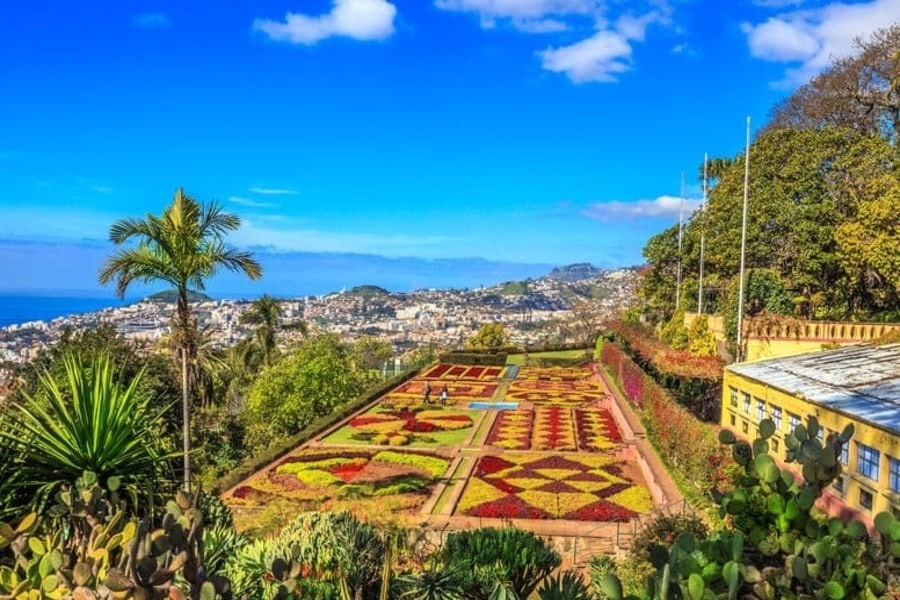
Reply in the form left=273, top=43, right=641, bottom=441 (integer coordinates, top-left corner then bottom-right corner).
left=0, top=471, right=228, bottom=599
left=601, top=416, right=899, bottom=599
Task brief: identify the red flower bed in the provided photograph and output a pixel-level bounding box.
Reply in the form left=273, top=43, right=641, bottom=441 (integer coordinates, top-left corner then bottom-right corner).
left=574, top=407, right=623, bottom=452
left=468, top=495, right=550, bottom=520
left=457, top=453, right=654, bottom=521
left=330, top=462, right=366, bottom=482
left=476, top=456, right=514, bottom=477
left=232, top=485, right=256, bottom=499
left=422, top=363, right=452, bottom=378
left=485, top=409, right=533, bottom=450
left=567, top=500, right=636, bottom=522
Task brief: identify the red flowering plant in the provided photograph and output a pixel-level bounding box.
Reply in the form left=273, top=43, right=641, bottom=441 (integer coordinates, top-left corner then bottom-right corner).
left=456, top=452, right=654, bottom=521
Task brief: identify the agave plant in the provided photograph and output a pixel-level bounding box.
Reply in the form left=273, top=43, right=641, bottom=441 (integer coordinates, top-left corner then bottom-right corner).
left=0, top=353, right=175, bottom=517
left=537, top=571, right=595, bottom=600
left=396, top=563, right=468, bottom=600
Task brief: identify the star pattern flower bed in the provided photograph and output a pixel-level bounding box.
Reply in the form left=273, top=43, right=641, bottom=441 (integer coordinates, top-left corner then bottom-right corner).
left=455, top=452, right=654, bottom=521
left=506, top=377, right=606, bottom=405
left=224, top=447, right=451, bottom=510
left=515, top=366, right=593, bottom=381
left=421, top=363, right=506, bottom=380
left=486, top=406, right=623, bottom=452
left=323, top=405, right=478, bottom=447
left=384, top=378, right=498, bottom=403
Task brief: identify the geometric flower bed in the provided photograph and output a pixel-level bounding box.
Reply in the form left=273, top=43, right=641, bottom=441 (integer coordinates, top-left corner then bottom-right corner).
left=574, top=407, right=623, bottom=451
left=420, top=363, right=506, bottom=380
left=505, top=379, right=605, bottom=405
left=485, top=409, right=533, bottom=450
left=514, top=366, right=594, bottom=381
left=485, top=407, right=624, bottom=452
left=382, top=378, right=498, bottom=404
left=455, top=452, right=654, bottom=521
left=323, top=405, right=477, bottom=447
left=225, top=447, right=450, bottom=506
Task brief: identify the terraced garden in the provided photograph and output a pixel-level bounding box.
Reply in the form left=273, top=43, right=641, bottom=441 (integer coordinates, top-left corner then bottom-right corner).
left=223, top=360, right=663, bottom=534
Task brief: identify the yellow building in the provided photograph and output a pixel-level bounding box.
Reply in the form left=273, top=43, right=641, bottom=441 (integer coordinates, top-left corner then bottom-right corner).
left=721, top=343, right=900, bottom=523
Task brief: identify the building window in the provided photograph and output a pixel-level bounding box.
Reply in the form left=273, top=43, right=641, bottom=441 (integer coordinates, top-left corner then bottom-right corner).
left=839, top=441, right=849, bottom=466
left=788, top=413, right=801, bottom=433
left=730, top=415, right=736, bottom=426
left=742, top=421, right=749, bottom=434
left=860, top=489, right=873, bottom=511
left=857, top=444, right=880, bottom=481
left=833, top=477, right=844, bottom=494
left=771, top=439, right=779, bottom=453
left=742, top=393, right=751, bottom=414
left=815, top=425, right=824, bottom=444
left=890, top=457, right=900, bottom=493
left=756, top=399, right=766, bottom=421
left=730, top=387, right=738, bottom=408
left=771, top=406, right=782, bottom=430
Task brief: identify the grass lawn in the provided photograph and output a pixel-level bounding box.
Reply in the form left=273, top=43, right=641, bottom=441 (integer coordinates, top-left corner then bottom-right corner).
left=506, top=349, right=591, bottom=365
left=322, top=406, right=481, bottom=448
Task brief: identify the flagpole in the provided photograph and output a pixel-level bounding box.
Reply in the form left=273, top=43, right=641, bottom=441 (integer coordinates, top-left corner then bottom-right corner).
left=736, top=117, right=751, bottom=360
left=698, top=153, right=707, bottom=314
left=675, top=172, right=685, bottom=310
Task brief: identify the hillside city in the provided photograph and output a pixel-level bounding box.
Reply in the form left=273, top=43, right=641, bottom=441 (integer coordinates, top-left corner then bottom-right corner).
left=0, top=265, right=639, bottom=399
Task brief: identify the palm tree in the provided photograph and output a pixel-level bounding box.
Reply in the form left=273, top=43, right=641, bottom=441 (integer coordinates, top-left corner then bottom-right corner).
left=99, top=188, right=262, bottom=491
left=240, top=294, right=283, bottom=367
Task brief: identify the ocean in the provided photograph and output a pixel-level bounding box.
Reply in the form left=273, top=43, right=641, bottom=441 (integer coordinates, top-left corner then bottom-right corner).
left=0, top=295, right=138, bottom=329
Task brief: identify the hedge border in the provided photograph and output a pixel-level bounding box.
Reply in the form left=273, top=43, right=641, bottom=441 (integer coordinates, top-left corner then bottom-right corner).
left=599, top=341, right=730, bottom=500
left=213, top=367, right=420, bottom=493
left=438, top=351, right=509, bottom=366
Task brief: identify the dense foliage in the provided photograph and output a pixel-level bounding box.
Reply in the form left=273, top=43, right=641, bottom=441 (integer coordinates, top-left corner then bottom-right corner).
left=242, top=333, right=367, bottom=451
left=0, top=355, right=174, bottom=520
left=639, top=25, right=900, bottom=331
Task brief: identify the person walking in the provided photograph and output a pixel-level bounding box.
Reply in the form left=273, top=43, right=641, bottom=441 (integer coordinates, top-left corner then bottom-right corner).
left=440, top=384, right=449, bottom=406
left=424, top=381, right=432, bottom=404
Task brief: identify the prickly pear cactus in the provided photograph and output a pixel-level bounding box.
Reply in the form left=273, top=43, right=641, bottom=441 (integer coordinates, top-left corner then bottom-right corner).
left=0, top=471, right=229, bottom=599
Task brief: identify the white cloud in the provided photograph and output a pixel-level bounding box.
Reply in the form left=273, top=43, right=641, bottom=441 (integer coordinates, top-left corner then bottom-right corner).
left=253, top=0, right=397, bottom=45
left=435, top=0, right=594, bottom=32
left=133, top=12, right=170, bottom=29
left=540, top=30, right=632, bottom=82
left=248, top=186, right=300, bottom=195
left=229, top=196, right=278, bottom=208
left=512, top=18, right=569, bottom=33
left=580, top=195, right=702, bottom=221
left=233, top=218, right=455, bottom=256
left=742, top=0, right=900, bottom=85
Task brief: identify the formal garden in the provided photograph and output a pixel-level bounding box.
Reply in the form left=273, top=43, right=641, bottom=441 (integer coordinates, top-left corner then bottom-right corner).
left=222, top=360, right=663, bottom=538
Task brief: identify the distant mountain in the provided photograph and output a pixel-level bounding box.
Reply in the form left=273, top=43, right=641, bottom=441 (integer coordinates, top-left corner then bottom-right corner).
left=545, top=263, right=607, bottom=282
left=144, top=290, right=213, bottom=304
left=346, top=285, right=391, bottom=298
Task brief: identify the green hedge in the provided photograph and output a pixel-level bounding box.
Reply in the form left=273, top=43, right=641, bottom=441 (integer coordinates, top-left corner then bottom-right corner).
left=528, top=353, right=593, bottom=367
left=438, top=351, right=509, bottom=366
left=213, top=368, right=419, bottom=493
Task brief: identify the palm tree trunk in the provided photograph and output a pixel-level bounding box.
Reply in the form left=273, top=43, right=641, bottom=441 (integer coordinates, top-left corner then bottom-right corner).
left=182, top=347, right=190, bottom=492
left=178, top=287, right=192, bottom=492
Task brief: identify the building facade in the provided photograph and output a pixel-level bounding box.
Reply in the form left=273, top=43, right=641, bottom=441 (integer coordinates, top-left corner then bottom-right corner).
left=720, top=343, right=900, bottom=524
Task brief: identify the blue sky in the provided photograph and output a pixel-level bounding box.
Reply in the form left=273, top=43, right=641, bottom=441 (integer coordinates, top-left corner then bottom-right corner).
left=1, top=0, right=896, bottom=297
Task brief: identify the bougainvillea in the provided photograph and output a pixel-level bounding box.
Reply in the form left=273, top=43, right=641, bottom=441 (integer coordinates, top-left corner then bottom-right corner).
left=599, top=341, right=731, bottom=494
left=456, top=452, right=654, bottom=521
